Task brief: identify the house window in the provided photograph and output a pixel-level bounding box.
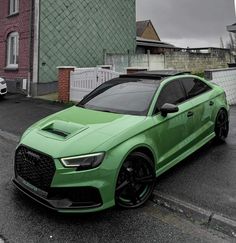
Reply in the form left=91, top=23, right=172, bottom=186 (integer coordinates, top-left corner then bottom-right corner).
left=7, top=32, right=19, bottom=68
left=9, top=0, right=19, bottom=15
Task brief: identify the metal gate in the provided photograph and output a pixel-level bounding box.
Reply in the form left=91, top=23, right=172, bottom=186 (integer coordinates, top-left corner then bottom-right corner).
left=70, top=68, right=120, bottom=102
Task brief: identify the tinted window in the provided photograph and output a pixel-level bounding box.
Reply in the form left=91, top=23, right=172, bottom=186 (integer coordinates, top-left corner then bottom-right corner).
left=181, top=78, right=211, bottom=99
left=156, top=80, right=186, bottom=112
left=79, top=78, right=161, bottom=116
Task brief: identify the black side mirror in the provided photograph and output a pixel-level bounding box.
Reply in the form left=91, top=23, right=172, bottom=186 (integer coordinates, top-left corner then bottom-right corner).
left=160, top=103, right=179, bottom=117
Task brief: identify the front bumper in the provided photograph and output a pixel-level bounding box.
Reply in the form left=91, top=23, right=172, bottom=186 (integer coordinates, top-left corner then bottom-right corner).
left=13, top=145, right=118, bottom=213
left=13, top=176, right=103, bottom=211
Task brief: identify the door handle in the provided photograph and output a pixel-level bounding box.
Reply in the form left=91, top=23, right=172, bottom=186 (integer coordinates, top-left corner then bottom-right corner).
left=209, top=101, right=214, bottom=106
left=187, top=111, right=194, bottom=117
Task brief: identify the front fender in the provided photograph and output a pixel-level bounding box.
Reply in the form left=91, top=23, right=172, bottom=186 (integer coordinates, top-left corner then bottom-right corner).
left=107, top=132, right=158, bottom=188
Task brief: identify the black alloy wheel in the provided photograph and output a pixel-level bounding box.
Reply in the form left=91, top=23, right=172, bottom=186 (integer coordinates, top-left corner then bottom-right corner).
left=115, top=152, right=156, bottom=209
left=215, top=109, right=229, bottom=142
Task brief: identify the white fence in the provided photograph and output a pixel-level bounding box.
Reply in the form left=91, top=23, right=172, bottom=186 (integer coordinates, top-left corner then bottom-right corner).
left=70, top=68, right=120, bottom=102
left=206, top=68, right=236, bottom=105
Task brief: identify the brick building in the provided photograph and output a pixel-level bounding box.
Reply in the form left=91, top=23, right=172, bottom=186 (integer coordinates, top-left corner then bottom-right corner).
left=0, top=0, right=136, bottom=96
left=0, top=0, right=33, bottom=92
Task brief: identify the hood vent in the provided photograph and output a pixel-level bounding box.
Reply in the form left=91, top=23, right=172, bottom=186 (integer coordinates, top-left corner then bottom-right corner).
left=41, top=120, right=88, bottom=139
left=43, top=127, right=70, bottom=138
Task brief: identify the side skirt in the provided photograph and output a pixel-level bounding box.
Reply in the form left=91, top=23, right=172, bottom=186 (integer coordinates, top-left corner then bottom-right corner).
left=156, top=132, right=215, bottom=177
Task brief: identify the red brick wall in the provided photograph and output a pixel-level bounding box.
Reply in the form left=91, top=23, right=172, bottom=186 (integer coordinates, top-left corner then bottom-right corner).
left=0, top=0, right=32, bottom=80
left=58, top=67, right=75, bottom=103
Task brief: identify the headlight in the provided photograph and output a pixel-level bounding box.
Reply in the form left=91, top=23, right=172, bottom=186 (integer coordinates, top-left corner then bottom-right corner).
left=61, top=152, right=105, bottom=170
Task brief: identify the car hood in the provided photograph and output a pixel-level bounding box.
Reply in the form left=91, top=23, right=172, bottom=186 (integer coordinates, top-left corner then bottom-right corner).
left=20, top=106, right=146, bottom=158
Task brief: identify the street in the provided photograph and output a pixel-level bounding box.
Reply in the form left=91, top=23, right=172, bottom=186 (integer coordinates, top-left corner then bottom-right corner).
left=0, top=94, right=235, bottom=242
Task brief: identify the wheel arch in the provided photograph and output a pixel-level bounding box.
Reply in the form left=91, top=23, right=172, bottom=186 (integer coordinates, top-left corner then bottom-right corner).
left=130, top=146, right=155, bottom=167
left=214, top=106, right=229, bottom=122
left=113, top=142, right=158, bottom=177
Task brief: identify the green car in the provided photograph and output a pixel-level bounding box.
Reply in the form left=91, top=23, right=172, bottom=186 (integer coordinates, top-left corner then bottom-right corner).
left=13, top=71, right=229, bottom=213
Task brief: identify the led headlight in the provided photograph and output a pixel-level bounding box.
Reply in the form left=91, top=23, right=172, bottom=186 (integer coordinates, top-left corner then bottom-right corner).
left=61, top=153, right=105, bottom=170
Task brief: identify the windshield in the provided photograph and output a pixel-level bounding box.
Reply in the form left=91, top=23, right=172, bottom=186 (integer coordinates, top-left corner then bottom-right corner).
left=78, top=78, right=161, bottom=116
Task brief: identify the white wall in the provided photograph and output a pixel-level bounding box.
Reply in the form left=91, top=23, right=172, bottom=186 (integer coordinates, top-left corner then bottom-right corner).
left=208, top=68, right=236, bottom=105
left=106, top=54, right=165, bottom=73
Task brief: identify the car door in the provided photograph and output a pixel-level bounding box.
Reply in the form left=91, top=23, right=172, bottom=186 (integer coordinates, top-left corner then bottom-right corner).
left=151, top=79, right=195, bottom=170
left=179, top=77, right=213, bottom=145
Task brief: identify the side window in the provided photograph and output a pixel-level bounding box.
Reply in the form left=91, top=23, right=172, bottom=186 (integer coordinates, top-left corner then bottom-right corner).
left=181, top=78, right=211, bottom=99
left=156, top=80, right=186, bottom=112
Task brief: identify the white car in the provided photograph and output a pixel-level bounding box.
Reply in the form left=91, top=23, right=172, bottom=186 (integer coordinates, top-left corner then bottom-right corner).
left=0, top=77, right=7, bottom=98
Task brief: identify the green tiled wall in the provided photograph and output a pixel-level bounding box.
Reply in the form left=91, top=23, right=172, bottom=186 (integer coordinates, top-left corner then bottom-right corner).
left=38, top=0, right=136, bottom=83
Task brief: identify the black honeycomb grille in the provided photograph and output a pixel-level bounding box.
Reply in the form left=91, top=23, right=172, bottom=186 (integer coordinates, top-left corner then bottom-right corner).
left=15, top=146, right=56, bottom=192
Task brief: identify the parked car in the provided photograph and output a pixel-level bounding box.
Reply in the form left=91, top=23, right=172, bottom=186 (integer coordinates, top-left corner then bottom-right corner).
left=0, top=77, right=7, bottom=98
left=13, top=71, right=229, bottom=213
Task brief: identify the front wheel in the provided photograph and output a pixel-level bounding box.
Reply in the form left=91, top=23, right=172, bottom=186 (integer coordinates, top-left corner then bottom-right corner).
left=215, top=109, right=229, bottom=142
left=115, top=152, right=156, bottom=209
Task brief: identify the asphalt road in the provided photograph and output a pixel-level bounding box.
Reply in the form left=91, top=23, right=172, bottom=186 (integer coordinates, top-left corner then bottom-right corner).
left=0, top=94, right=235, bottom=242
left=0, top=136, right=231, bottom=243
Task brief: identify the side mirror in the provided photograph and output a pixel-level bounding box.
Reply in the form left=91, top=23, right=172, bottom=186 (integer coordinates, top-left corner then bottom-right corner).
left=160, top=103, right=179, bottom=117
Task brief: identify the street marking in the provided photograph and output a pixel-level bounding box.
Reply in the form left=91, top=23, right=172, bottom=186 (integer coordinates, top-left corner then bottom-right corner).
left=0, top=129, right=20, bottom=143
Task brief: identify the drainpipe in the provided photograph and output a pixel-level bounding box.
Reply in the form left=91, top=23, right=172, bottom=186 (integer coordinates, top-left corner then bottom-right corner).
left=128, top=49, right=131, bottom=67
left=27, top=0, right=34, bottom=97
left=234, top=0, right=236, bottom=16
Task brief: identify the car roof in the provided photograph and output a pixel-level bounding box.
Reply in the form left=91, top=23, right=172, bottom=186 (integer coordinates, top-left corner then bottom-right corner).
left=120, top=70, right=191, bottom=80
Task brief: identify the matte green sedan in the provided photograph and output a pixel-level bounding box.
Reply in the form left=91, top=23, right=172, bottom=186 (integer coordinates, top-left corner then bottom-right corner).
left=13, top=71, right=229, bottom=213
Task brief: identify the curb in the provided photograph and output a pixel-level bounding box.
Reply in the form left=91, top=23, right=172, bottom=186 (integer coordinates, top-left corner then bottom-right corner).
left=153, top=190, right=236, bottom=238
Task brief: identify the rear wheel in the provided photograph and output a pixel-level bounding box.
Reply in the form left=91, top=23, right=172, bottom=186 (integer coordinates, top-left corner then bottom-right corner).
left=215, top=109, right=229, bottom=142
left=115, top=152, right=156, bottom=209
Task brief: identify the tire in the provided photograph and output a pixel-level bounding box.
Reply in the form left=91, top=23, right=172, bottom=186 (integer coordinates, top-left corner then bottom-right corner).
left=115, top=151, right=156, bottom=209
left=214, top=109, right=229, bottom=142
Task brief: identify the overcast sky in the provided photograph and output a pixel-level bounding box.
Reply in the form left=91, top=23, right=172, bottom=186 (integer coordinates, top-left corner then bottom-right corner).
left=136, top=0, right=236, bottom=48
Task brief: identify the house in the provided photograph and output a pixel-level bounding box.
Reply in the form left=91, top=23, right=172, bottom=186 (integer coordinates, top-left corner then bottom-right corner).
left=136, top=20, right=177, bottom=54
left=136, top=37, right=178, bottom=54
left=136, top=20, right=160, bottom=41
left=0, top=0, right=136, bottom=96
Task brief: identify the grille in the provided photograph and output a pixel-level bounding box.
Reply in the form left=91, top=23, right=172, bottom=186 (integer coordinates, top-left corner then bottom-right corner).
left=15, top=146, right=56, bottom=192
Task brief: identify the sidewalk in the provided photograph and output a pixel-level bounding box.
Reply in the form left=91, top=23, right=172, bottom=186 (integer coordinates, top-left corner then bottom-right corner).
left=35, top=92, right=59, bottom=102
